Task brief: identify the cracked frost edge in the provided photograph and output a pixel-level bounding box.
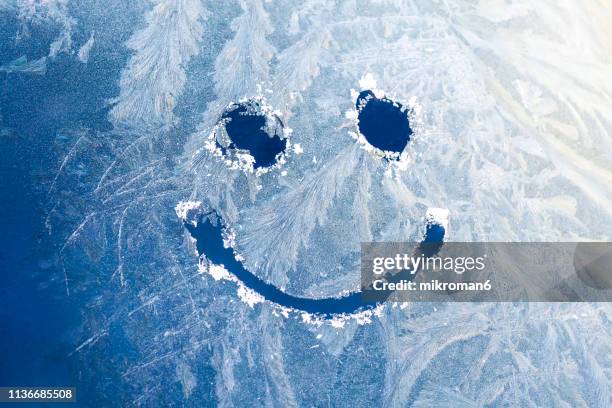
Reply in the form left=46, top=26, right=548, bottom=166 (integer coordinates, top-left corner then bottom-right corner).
left=346, top=73, right=424, bottom=171
left=426, top=207, right=450, bottom=231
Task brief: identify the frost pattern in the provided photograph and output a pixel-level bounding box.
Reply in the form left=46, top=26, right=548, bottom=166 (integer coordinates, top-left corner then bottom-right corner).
left=213, top=0, right=275, bottom=102
left=2, top=0, right=75, bottom=62
left=77, top=32, right=94, bottom=63
left=271, top=24, right=332, bottom=110
left=381, top=303, right=610, bottom=407
left=36, top=0, right=612, bottom=406
left=109, top=0, right=208, bottom=129
left=237, top=144, right=363, bottom=286
left=0, top=55, right=47, bottom=74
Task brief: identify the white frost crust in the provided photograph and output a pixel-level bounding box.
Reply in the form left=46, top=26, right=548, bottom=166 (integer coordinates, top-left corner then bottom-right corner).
left=236, top=284, right=265, bottom=308
left=425, top=207, right=450, bottom=231
left=292, top=143, right=303, bottom=154
left=358, top=73, right=378, bottom=92
left=199, top=257, right=237, bottom=283
left=175, top=201, right=202, bottom=226
left=347, top=73, right=424, bottom=171
left=219, top=226, right=246, bottom=263
left=208, top=264, right=233, bottom=281
left=300, top=304, right=386, bottom=328
left=197, top=257, right=385, bottom=327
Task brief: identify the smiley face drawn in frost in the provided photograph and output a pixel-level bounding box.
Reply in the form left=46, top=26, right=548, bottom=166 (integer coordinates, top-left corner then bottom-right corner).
left=180, top=77, right=448, bottom=326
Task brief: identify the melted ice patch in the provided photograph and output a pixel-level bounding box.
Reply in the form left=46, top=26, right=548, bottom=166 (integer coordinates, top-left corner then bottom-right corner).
left=196, top=255, right=385, bottom=326
left=347, top=74, right=423, bottom=171
left=205, top=97, right=297, bottom=176
left=179, top=202, right=447, bottom=328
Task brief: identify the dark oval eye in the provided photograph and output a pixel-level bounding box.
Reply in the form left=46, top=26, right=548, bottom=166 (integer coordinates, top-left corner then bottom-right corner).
left=355, top=90, right=412, bottom=156
left=215, top=99, right=287, bottom=169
